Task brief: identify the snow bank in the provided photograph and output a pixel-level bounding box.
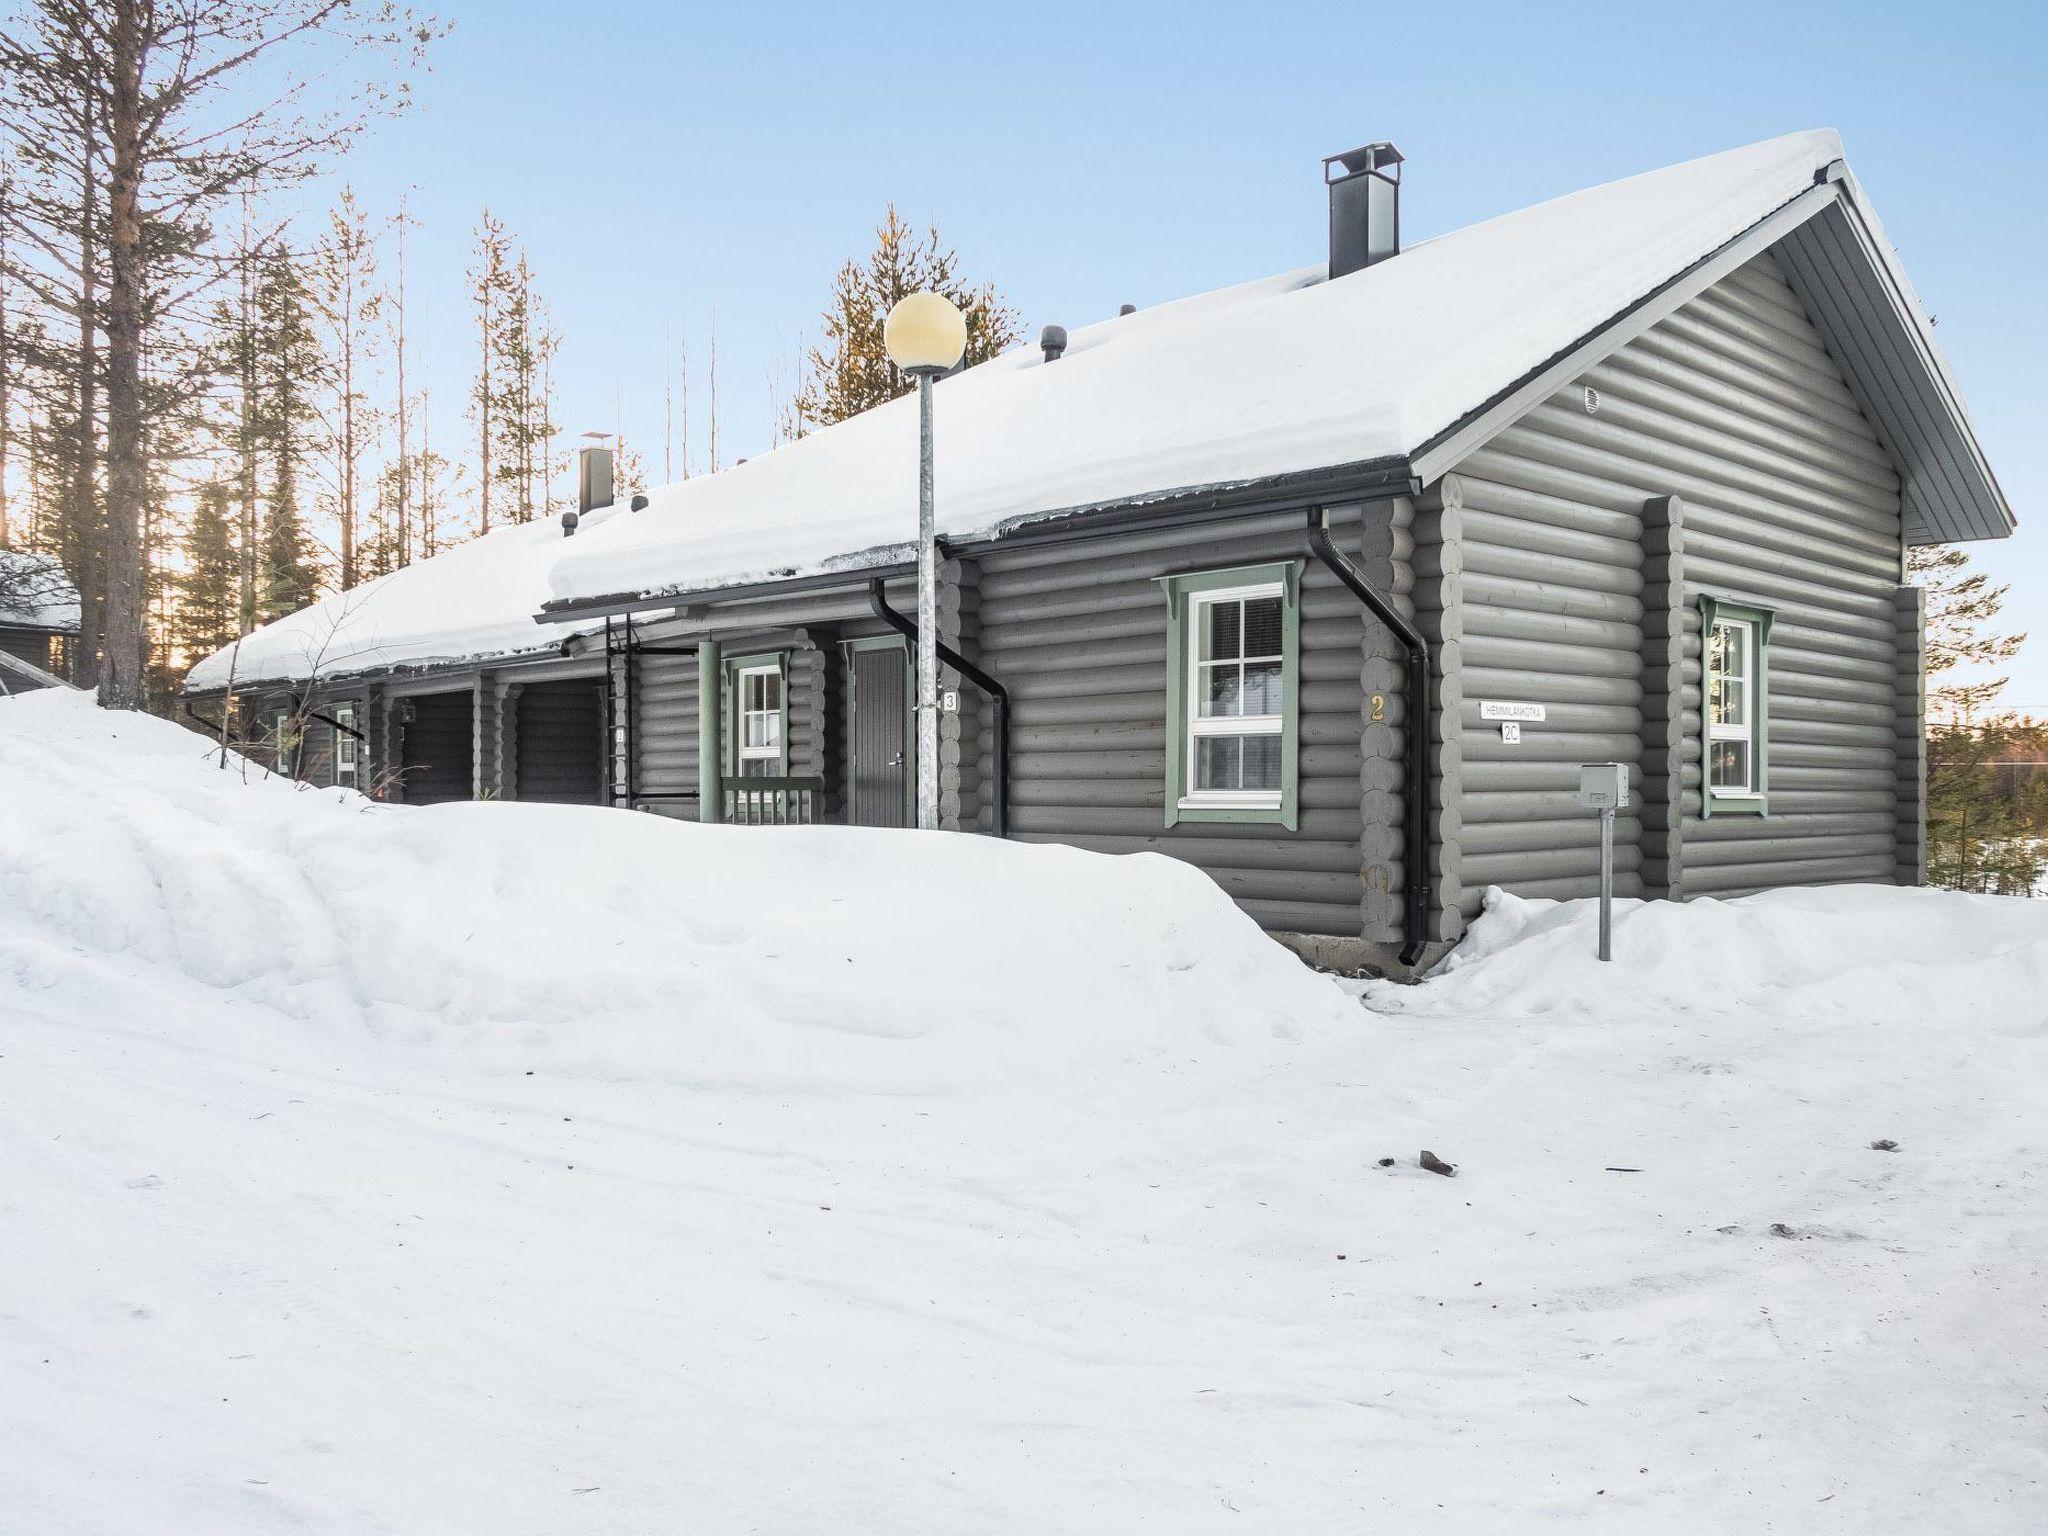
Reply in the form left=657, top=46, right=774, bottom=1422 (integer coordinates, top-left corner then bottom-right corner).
left=1372, top=883, right=2048, bottom=1030
left=547, top=131, right=1842, bottom=608
left=6, top=691, right=2047, bottom=1534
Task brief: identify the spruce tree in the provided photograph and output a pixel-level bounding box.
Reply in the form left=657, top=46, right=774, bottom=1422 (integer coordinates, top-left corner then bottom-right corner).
left=1913, top=543, right=2037, bottom=892
left=174, top=480, right=240, bottom=662
left=786, top=205, right=1022, bottom=438
left=252, top=241, right=321, bottom=621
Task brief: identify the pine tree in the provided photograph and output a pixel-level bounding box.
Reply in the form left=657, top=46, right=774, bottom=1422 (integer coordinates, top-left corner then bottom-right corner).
left=308, top=185, right=381, bottom=588
left=786, top=205, right=1022, bottom=438
left=468, top=209, right=511, bottom=534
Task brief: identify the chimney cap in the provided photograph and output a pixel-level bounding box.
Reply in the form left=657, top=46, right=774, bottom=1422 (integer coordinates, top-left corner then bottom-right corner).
left=1324, top=142, right=1404, bottom=183
left=1040, top=323, right=1068, bottom=361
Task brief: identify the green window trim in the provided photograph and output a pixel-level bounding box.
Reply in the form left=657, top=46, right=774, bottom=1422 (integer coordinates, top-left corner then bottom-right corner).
left=722, top=651, right=789, bottom=778
left=1699, top=595, right=1773, bottom=818
left=1159, top=560, right=1303, bottom=830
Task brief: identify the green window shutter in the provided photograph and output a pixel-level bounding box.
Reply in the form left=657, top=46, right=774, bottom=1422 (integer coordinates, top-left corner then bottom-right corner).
left=1157, top=560, right=1303, bottom=830
left=1699, top=596, right=1773, bottom=819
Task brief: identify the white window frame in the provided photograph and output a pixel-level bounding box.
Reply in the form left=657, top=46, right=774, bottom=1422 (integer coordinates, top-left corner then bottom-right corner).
left=734, top=662, right=784, bottom=779
left=332, top=702, right=359, bottom=788
left=1707, top=615, right=1759, bottom=799
left=1181, top=580, right=1286, bottom=813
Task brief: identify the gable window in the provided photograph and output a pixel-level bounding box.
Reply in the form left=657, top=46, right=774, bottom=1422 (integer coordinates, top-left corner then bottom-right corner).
left=332, top=702, right=359, bottom=788
left=1701, top=596, right=1772, bottom=817
left=727, top=656, right=787, bottom=779
left=1160, top=561, right=1302, bottom=829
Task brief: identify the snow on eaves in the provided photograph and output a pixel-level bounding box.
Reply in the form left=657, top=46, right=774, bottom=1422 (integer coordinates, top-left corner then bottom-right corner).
left=183, top=508, right=626, bottom=693
left=0, top=551, right=81, bottom=633
left=185, top=128, right=1843, bottom=689
left=546, top=129, right=1844, bottom=610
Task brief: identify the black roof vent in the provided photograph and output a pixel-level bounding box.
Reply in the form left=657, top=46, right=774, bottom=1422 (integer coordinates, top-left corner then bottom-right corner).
left=1040, top=323, right=1068, bottom=362
left=1118, top=303, right=1136, bottom=316
left=1324, top=141, right=1403, bottom=280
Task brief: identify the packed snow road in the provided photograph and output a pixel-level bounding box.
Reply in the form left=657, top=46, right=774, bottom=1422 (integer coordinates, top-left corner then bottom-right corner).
left=2, top=691, right=2043, bottom=1533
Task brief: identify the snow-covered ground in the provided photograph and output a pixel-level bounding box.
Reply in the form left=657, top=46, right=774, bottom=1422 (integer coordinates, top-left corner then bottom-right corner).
left=3, top=690, right=2044, bottom=1533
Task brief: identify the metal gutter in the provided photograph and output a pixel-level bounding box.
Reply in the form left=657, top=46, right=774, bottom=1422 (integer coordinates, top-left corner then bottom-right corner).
left=1304, top=505, right=1434, bottom=968
left=867, top=577, right=1009, bottom=838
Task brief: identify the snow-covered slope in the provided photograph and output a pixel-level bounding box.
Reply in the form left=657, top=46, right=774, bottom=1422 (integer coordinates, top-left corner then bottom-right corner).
left=4, top=690, right=2045, bottom=1533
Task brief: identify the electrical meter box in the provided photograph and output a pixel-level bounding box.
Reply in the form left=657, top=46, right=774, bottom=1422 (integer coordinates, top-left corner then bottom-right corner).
left=1576, top=762, right=1630, bottom=810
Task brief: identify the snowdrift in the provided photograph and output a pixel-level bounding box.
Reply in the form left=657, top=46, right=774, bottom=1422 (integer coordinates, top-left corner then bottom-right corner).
left=4, top=690, right=2046, bottom=1535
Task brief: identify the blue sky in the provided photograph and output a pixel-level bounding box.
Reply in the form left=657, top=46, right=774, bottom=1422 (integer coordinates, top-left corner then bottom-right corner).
left=327, top=0, right=2046, bottom=699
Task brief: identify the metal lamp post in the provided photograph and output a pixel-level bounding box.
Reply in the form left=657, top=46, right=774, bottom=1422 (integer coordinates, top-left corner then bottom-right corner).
left=882, top=291, right=968, bottom=831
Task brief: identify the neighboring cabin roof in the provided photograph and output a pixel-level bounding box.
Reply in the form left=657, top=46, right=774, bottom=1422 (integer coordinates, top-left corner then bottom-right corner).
left=183, top=507, right=627, bottom=692
left=0, top=551, right=82, bottom=634
left=541, top=126, right=2011, bottom=620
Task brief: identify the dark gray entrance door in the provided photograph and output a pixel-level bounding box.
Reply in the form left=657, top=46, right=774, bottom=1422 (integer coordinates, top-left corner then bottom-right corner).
left=399, top=690, right=475, bottom=804
left=849, top=643, right=909, bottom=827
left=515, top=678, right=605, bottom=804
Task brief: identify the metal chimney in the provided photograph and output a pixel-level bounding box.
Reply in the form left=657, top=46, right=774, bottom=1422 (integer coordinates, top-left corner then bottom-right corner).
left=1040, top=323, right=1068, bottom=362
left=572, top=443, right=615, bottom=537
left=1324, top=141, right=1403, bottom=279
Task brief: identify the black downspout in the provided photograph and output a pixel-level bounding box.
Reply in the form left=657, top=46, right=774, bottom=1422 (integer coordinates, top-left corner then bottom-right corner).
left=867, top=577, right=1008, bottom=838
left=183, top=697, right=232, bottom=747
left=305, top=705, right=366, bottom=745
left=1305, top=506, right=1435, bottom=968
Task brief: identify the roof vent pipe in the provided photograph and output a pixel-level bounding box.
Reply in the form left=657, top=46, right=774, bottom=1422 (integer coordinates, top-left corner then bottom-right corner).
left=1324, top=141, right=1403, bottom=280
left=1118, top=303, right=1136, bottom=316
left=1040, top=323, right=1067, bottom=362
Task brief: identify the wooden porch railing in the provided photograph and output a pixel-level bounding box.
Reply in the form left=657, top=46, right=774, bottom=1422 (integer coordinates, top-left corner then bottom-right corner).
left=720, top=775, right=826, bottom=825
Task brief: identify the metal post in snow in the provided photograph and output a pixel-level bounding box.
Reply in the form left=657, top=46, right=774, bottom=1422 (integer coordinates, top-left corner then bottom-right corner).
left=1598, top=805, right=1614, bottom=963
left=1577, top=762, right=1628, bottom=964
left=915, top=369, right=940, bottom=831
left=880, top=290, right=966, bottom=834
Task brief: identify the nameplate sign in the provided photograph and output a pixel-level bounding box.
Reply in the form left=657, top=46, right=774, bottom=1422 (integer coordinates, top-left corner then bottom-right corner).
left=1479, top=701, right=1547, bottom=723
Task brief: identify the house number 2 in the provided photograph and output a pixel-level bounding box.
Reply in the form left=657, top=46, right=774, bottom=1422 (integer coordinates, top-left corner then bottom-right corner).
left=1370, top=694, right=1386, bottom=722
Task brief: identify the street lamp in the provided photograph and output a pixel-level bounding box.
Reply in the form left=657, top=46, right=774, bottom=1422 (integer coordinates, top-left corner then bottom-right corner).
left=883, top=290, right=968, bottom=831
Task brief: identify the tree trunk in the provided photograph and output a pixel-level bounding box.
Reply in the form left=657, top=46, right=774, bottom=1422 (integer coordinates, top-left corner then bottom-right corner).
left=97, top=0, right=145, bottom=710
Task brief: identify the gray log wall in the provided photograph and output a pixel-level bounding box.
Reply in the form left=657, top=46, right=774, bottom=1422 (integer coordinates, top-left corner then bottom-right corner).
left=972, top=502, right=1389, bottom=939
left=1435, top=250, right=1913, bottom=926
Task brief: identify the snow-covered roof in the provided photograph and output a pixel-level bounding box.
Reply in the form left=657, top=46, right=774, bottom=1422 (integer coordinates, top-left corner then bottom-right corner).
left=184, top=509, right=627, bottom=692
left=543, top=128, right=1881, bottom=614
left=0, top=551, right=81, bottom=634
left=187, top=126, right=2009, bottom=692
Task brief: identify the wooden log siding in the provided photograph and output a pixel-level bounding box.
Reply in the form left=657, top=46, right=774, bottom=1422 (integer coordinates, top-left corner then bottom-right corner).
left=974, top=502, right=1388, bottom=939
left=630, top=644, right=700, bottom=816
left=1447, top=249, right=1908, bottom=912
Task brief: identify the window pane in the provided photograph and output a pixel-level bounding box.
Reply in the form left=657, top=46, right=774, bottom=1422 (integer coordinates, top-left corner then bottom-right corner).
left=1709, top=738, right=1750, bottom=791
left=1202, top=600, right=1241, bottom=663
left=1242, top=660, right=1283, bottom=716
left=1200, top=662, right=1242, bottom=718
left=1195, top=735, right=1242, bottom=791
left=1712, top=676, right=1746, bottom=728
left=1242, top=596, right=1282, bottom=659
left=739, top=757, right=775, bottom=779
left=763, top=672, right=782, bottom=711
left=1242, top=733, right=1281, bottom=790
